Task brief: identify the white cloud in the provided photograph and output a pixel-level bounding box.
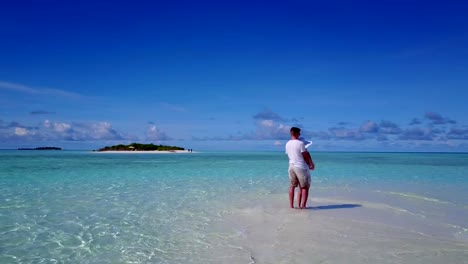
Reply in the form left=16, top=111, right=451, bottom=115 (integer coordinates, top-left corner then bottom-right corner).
left=1, top=119, right=134, bottom=142
left=146, top=125, right=172, bottom=141
left=63, top=122, right=128, bottom=141
left=55, top=123, right=71, bottom=133
left=0, top=81, right=83, bottom=98
left=260, top=120, right=274, bottom=127
left=15, top=127, right=28, bottom=136
left=193, top=110, right=293, bottom=141
left=43, top=120, right=72, bottom=133
left=254, top=118, right=290, bottom=140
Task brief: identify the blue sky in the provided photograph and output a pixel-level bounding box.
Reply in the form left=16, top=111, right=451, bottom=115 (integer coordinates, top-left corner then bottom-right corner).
left=1, top=0, right=468, bottom=151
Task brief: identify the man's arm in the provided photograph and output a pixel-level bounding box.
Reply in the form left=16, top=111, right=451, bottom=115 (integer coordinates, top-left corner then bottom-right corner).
left=302, top=151, right=315, bottom=170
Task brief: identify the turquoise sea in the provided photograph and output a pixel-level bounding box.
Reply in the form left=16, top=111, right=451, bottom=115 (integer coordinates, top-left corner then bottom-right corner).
left=1, top=151, right=467, bottom=263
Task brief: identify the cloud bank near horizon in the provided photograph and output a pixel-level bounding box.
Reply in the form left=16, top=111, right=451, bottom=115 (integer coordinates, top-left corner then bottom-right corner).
left=1, top=110, right=468, bottom=150
left=0, top=119, right=136, bottom=142
left=193, top=110, right=468, bottom=151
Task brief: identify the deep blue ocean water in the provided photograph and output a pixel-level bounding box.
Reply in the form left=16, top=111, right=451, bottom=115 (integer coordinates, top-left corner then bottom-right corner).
left=1, top=151, right=467, bottom=263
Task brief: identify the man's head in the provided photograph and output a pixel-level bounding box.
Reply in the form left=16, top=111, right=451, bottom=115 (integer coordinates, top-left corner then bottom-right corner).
left=290, top=127, right=301, bottom=139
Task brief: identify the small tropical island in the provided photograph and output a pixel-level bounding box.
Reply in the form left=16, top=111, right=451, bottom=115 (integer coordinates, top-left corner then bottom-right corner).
left=18, top=147, right=62, bottom=150
left=98, top=143, right=186, bottom=152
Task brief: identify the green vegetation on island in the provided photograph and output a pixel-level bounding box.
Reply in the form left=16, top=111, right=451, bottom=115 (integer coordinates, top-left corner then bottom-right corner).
left=98, top=143, right=185, bottom=152
left=18, top=147, right=62, bottom=150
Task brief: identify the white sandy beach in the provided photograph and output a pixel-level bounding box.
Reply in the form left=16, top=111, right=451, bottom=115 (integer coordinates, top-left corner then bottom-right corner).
left=203, top=192, right=468, bottom=264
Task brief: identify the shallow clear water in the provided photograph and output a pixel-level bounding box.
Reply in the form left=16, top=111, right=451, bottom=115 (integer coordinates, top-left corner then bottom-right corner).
left=1, top=151, right=467, bottom=263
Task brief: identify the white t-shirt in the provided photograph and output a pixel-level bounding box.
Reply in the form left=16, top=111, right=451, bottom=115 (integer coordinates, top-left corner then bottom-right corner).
left=285, top=139, right=308, bottom=170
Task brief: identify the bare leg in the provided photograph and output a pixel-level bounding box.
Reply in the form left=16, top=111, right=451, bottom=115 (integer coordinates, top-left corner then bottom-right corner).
left=300, top=187, right=310, bottom=209
left=289, top=186, right=295, bottom=208
left=297, top=188, right=302, bottom=209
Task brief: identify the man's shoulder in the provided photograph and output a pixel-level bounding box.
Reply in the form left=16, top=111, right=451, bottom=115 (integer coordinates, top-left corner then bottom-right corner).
left=286, top=139, right=304, bottom=147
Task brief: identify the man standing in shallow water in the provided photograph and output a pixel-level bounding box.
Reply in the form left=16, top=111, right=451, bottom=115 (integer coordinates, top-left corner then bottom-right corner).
left=285, top=127, right=315, bottom=209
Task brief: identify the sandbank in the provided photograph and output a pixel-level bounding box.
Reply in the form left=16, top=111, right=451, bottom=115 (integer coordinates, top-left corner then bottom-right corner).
left=203, top=191, right=468, bottom=263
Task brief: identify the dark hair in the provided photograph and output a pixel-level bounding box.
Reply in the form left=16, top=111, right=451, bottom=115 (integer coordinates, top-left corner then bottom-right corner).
left=290, top=127, right=301, bottom=134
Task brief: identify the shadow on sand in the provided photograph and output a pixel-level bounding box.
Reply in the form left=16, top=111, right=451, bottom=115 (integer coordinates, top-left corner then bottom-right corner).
left=309, top=204, right=362, bottom=210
